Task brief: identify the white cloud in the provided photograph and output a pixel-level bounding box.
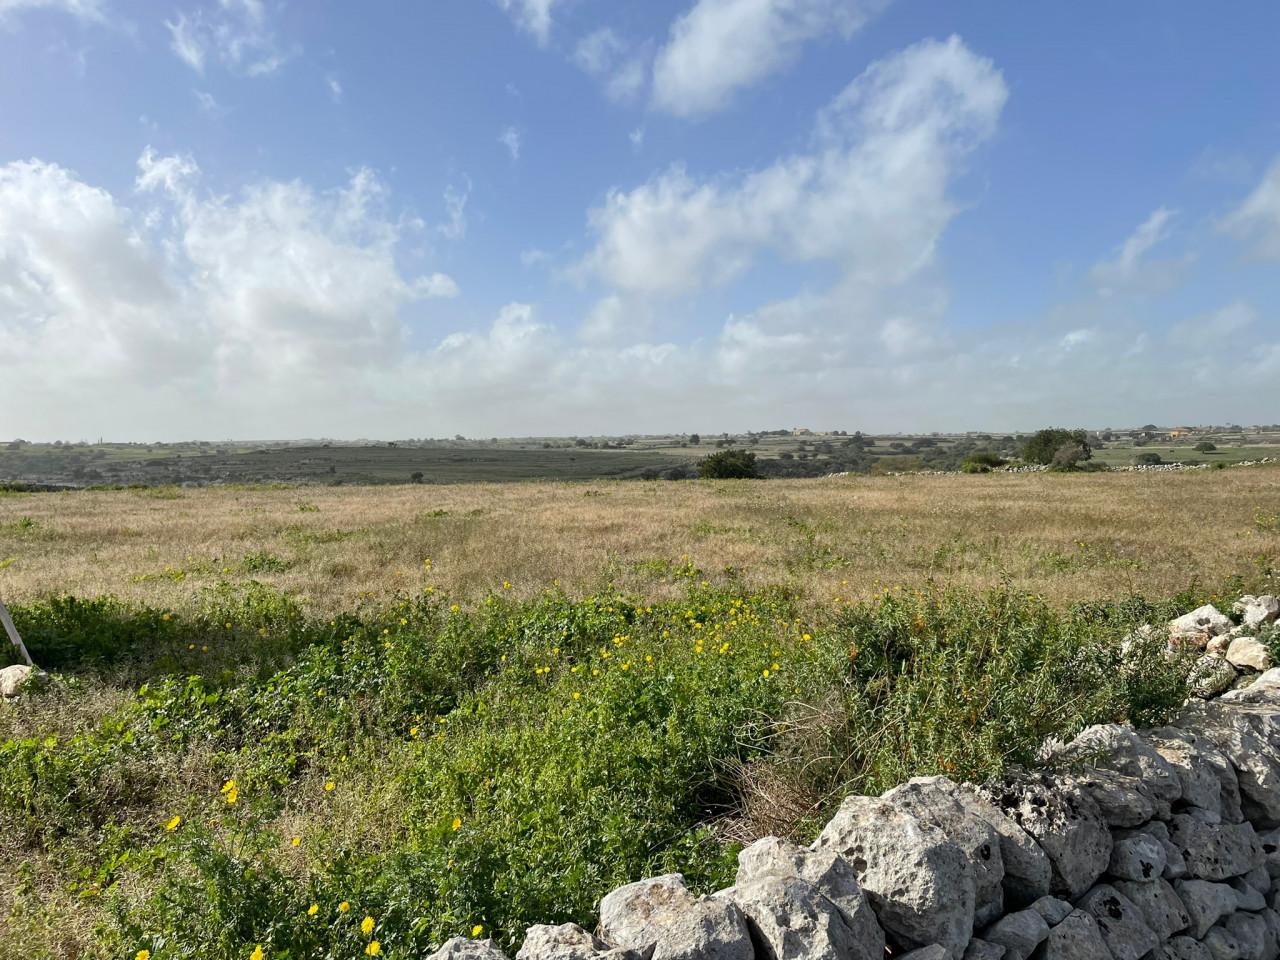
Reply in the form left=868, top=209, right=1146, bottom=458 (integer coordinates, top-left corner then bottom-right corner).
left=1169, top=301, right=1257, bottom=347
left=573, top=27, right=648, bottom=102
left=194, top=89, right=223, bottom=113
left=327, top=76, right=343, bottom=103
left=416, top=273, right=460, bottom=298
left=652, top=0, right=887, bottom=116
left=1222, top=157, right=1280, bottom=260
left=496, top=0, right=562, bottom=47
left=583, top=36, right=1007, bottom=300
left=439, top=179, right=470, bottom=240
left=0, top=0, right=105, bottom=23
left=166, top=0, right=294, bottom=78
left=629, top=127, right=645, bottom=149
left=499, top=125, right=522, bottom=161
left=1089, top=206, right=1186, bottom=296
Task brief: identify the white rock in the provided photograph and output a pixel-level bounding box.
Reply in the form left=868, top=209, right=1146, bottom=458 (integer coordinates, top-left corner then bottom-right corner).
left=517, top=924, right=642, bottom=960
left=1170, top=605, right=1234, bottom=645
left=429, top=939, right=511, bottom=960
left=597, top=874, right=753, bottom=960
left=994, top=776, right=1112, bottom=901
left=1190, top=656, right=1240, bottom=698
left=0, top=664, right=40, bottom=698
left=1168, top=815, right=1263, bottom=881
left=954, top=783, right=1053, bottom=909
left=734, top=837, right=883, bottom=957
left=1178, top=701, right=1280, bottom=828
left=1052, top=725, right=1182, bottom=817
left=814, top=794, right=975, bottom=957
left=1234, top=596, right=1280, bottom=629
left=1109, top=833, right=1168, bottom=881
left=723, top=875, right=878, bottom=960
left=882, top=777, right=1006, bottom=927
left=1150, top=725, right=1245, bottom=823
left=1227, top=637, right=1273, bottom=672
left=1220, top=669, right=1280, bottom=706
left=1078, top=884, right=1159, bottom=960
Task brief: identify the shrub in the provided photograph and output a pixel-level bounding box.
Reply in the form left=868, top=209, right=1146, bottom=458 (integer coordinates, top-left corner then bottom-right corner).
left=961, top=450, right=1005, bottom=472
left=1134, top=452, right=1164, bottom=465
left=1049, top=441, right=1090, bottom=471
left=1020, top=429, right=1091, bottom=465
left=697, top=449, right=760, bottom=479
left=1194, top=441, right=1216, bottom=453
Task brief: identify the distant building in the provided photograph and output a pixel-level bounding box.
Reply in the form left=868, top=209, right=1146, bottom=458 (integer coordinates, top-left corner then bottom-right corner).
left=792, top=427, right=813, bottom=436
left=1168, top=427, right=1193, bottom=439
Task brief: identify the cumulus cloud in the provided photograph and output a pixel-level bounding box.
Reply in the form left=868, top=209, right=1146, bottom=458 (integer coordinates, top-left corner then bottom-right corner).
left=496, top=0, right=562, bottom=47
left=573, top=28, right=649, bottom=102
left=652, top=0, right=888, bottom=116
left=166, top=0, right=294, bottom=78
left=1222, top=157, right=1280, bottom=260
left=0, top=0, right=105, bottom=23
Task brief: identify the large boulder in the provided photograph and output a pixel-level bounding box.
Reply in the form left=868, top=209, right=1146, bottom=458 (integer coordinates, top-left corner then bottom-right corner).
left=1170, top=605, right=1233, bottom=646
left=428, top=939, right=510, bottom=960
left=1077, top=885, right=1159, bottom=960
left=882, top=777, right=1006, bottom=927
left=978, top=909, right=1047, bottom=960
left=1220, top=669, right=1280, bottom=707
left=1178, top=701, right=1280, bottom=828
left=1149, top=727, right=1243, bottom=820
left=1108, top=833, right=1168, bottom=881
left=953, top=783, right=1053, bottom=908
left=597, top=874, right=753, bottom=960
left=723, top=875, right=878, bottom=960
left=734, top=837, right=883, bottom=956
left=987, top=775, right=1112, bottom=900
left=1111, top=878, right=1191, bottom=941
left=1167, top=814, right=1263, bottom=881
left=1049, top=725, right=1182, bottom=818
left=1223, top=912, right=1269, bottom=960
left=1227, top=637, right=1273, bottom=673
left=517, top=924, right=645, bottom=960
left=1173, top=880, right=1238, bottom=938
left=814, top=794, right=975, bottom=957
left=1188, top=656, right=1240, bottom=699
left=1035, top=909, right=1115, bottom=960
left=0, top=664, right=41, bottom=698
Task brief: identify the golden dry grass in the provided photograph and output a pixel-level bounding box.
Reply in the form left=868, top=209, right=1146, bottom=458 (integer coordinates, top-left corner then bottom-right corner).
left=2, top=466, right=1277, bottom=613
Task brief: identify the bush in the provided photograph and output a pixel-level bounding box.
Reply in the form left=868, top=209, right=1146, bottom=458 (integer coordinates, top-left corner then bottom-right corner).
left=1134, top=452, right=1164, bottom=465
left=697, top=449, right=760, bottom=479
left=961, top=450, right=1005, bottom=472
left=1020, top=429, right=1091, bottom=466
left=1049, top=441, right=1090, bottom=472
left=1194, top=442, right=1216, bottom=453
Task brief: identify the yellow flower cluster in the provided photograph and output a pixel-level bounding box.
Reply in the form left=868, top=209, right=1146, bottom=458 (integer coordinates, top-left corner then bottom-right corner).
left=221, top=779, right=238, bottom=805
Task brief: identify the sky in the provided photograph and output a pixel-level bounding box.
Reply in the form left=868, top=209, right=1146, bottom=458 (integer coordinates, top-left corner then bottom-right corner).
left=1, top=0, right=1278, bottom=441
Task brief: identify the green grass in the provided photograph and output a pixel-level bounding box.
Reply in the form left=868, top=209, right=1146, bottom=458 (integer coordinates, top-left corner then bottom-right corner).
left=0, top=576, right=1247, bottom=959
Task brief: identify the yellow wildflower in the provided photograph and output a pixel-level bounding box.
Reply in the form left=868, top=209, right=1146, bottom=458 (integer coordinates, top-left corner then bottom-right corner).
left=452, top=816, right=462, bottom=831
left=339, top=901, right=351, bottom=913
left=221, top=779, right=238, bottom=805
left=291, top=836, right=301, bottom=847
left=361, top=916, right=375, bottom=936
left=308, top=904, right=319, bottom=917
left=366, top=943, right=382, bottom=957
left=136, top=951, right=151, bottom=960
left=250, top=946, right=264, bottom=960
left=472, top=925, right=485, bottom=937
left=324, top=781, right=335, bottom=792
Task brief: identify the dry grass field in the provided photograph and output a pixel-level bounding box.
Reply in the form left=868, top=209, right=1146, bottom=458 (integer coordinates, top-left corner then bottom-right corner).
left=3, top=465, right=1278, bottom=614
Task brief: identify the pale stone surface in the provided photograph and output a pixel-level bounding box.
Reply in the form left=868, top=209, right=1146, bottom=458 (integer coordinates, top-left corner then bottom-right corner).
left=1149, top=727, right=1239, bottom=818
left=1071, top=768, right=1156, bottom=827
left=1168, top=815, right=1263, bottom=881
left=994, top=776, right=1112, bottom=900
left=814, top=795, right=975, bottom=956
left=1221, top=670, right=1280, bottom=707
left=1028, top=896, right=1072, bottom=926
left=517, top=924, right=644, bottom=960
left=1190, top=657, right=1240, bottom=699
left=883, top=777, right=1006, bottom=927
left=1170, top=605, right=1234, bottom=645
left=598, top=874, right=753, bottom=960
left=0, top=664, right=38, bottom=698
left=1109, top=833, right=1168, bottom=881
left=1234, top=596, right=1280, bottom=629
left=954, top=783, right=1053, bottom=909
left=1157, top=936, right=1214, bottom=960
left=724, top=876, right=880, bottom=960
left=429, top=939, right=511, bottom=960
left=1112, top=878, right=1191, bottom=941
left=1179, top=701, right=1280, bottom=828
left=1201, top=923, right=1243, bottom=960
left=1052, top=725, right=1183, bottom=818
left=1036, top=909, right=1116, bottom=960
left=961, top=938, right=1005, bottom=959
left=1079, top=884, right=1160, bottom=960
left=1174, top=880, right=1239, bottom=938
left=979, top=909, right=1046, bottom=960
left=734, top=837, right=883, bottom=956
left=1228, top=637, right=1274, bottom=673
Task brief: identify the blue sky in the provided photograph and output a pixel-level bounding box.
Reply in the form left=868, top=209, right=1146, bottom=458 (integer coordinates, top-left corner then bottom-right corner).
left=1, top=0, right=1278, bottom=440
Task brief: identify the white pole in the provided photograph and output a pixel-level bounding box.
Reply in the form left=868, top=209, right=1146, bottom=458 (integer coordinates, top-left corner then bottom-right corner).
left=0, top=598, right=34, bottom=667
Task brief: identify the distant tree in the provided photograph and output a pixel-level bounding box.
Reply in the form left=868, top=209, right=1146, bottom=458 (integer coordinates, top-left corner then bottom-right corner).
left=697, top=449, right=760, bottom=479
left=689, top=433, right=701, bottom=445
left=1194, top=441, right=1216, bottom=453
left=1134, top=452, right=1164, bottom=465
left=1050, top=442, right=1090, bottom=471
left=1020, top=428, right=1091, bottom=465
left=410, top=471, right=424, bottom=483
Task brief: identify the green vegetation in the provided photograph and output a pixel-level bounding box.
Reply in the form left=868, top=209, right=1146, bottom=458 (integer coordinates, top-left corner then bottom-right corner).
left=1019, top=428, right=1091, bottom=466
left=697, top=449, right=760, bottom=479
left=1, top=576, right=1217, bottom=959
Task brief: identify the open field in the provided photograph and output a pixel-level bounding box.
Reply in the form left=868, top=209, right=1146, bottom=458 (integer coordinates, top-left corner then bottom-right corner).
left=2, top=466, right=1279, bottom=614
left=3, top=468, right=1279, bottom=959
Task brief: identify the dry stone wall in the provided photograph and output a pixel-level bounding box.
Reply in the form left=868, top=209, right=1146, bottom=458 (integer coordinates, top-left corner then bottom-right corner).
left=423, top=597, right=1280, bottom=960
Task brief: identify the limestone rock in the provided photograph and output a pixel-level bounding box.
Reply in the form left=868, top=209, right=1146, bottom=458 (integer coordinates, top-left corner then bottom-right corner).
left=723, top=875, right=879, bottom=960
left=990, top=775, right=1112, bottom=900
left=1170, top=605, right=1233, bottom=646
left=1230, top=876, right=1267, bottom=912
left=883, top=776, right=1006, bottom=927
left=597, top=874, right=753, bottom=960
left=1179, top=701, right=1280, bottom=828
left=1228, top=637, right=1273, bottom=673
left=979, top=909, right=1047, bottom=960
left=1051, top=724, right=1182, bottom=818
left=0, top=664, right=41, bottom=698
left=898, top=947, right=949, bottom=960
left=1174, top=880, right=1239, bottom=938
left=1078, top=885, right=1159, bottom=960
left=734, top=837, right=883, bottom=955
left=814, top=794, right=975, bottom=956
left=1028, top=895, right=1072, bottom=926
left=1035, top=908, right=1115, bottom=960
left=1189, top=657, right=1240, bottom=699
left=1241, top=865, right=1272, bottom=895
left=1221, top=669, right=1280, bottom=707
left=1109, top=833, right=1168, bottom=881
left=1156, top=936, right=1214, bottom=960
left=1112, top=878, right=1191, bottom=940
left=429, top=938, right=510, bottom=960
left=961, top=938, right=1005, bottom=959
left=1234, top=596, right=1280, bottom=629
left=1259, top=828, right=1280, bottom=879
left=954, top=783, right=1053, bottom=909
left=1168, top=814, right=1263, bottom=881
left=1201, top=923, right=1243, bottom=960
left=1149, top=727, right=1239, bottom=818
left=1070, top=768, right=1156, bottom=827
left=517, top=924, right=645, bottom=960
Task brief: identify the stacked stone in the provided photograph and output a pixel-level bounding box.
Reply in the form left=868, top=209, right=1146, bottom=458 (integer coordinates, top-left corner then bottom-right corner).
left=1169, top=597, right=1279, bottom=699
left=426, top=658, right=1280, bottom=960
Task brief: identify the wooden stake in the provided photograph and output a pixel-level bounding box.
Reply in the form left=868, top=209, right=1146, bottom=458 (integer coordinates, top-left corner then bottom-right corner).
left=0, top=598, right=33, bottom=667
